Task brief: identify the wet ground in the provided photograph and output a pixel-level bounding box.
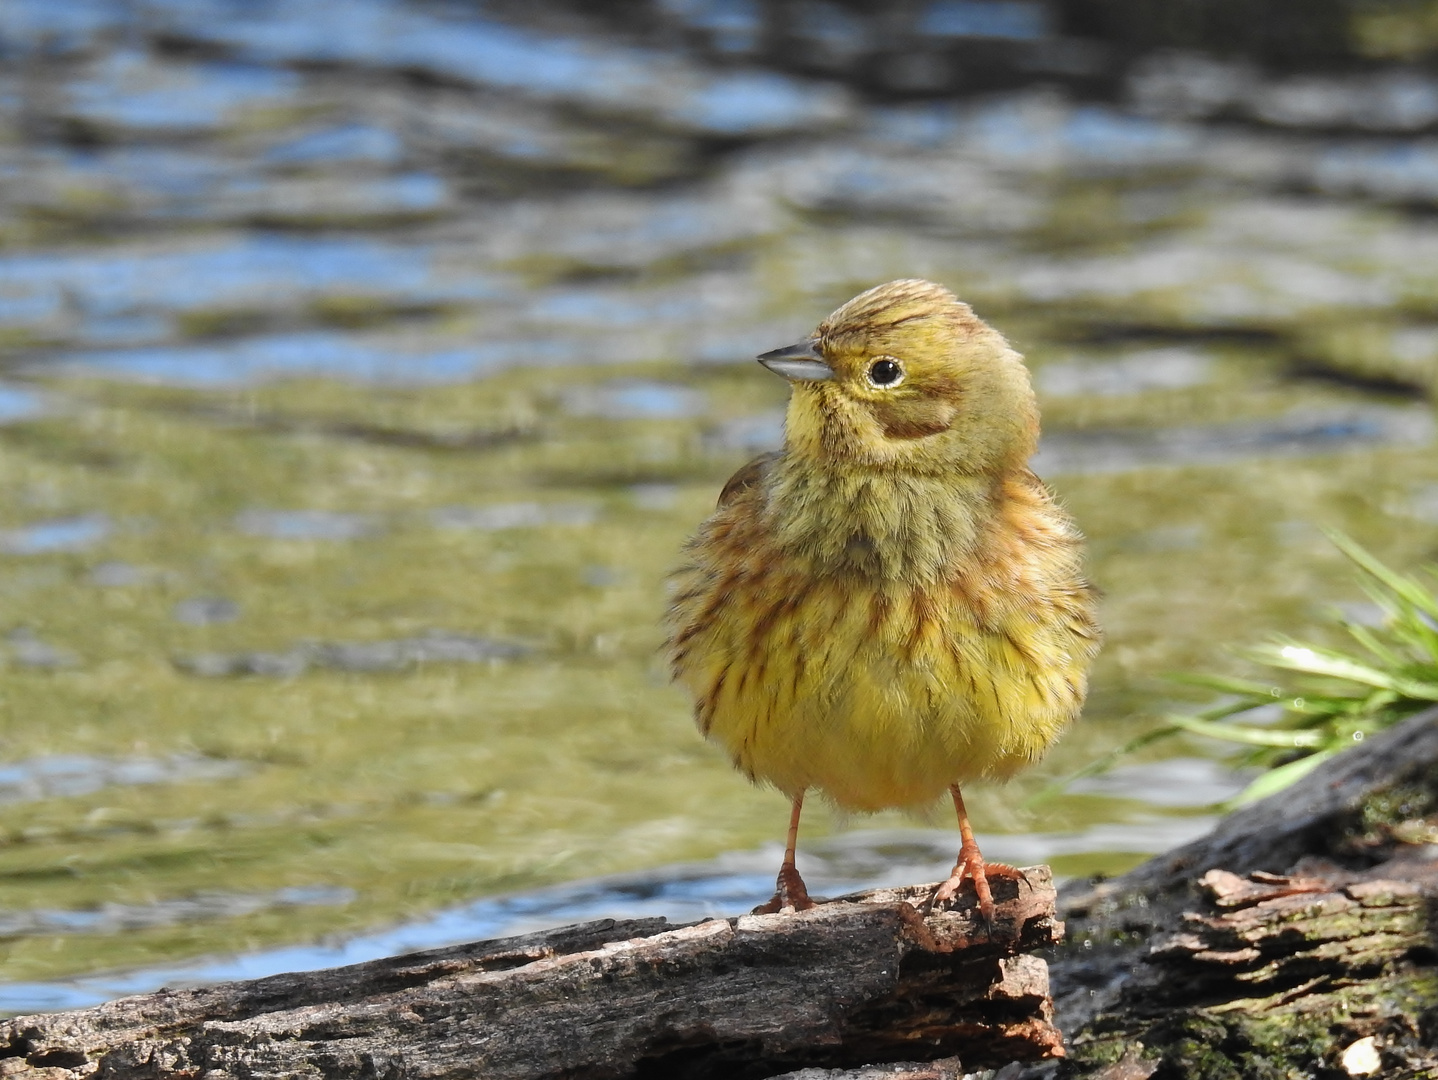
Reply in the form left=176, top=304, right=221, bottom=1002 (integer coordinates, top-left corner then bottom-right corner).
left=1, top=0, right=1438, bottom=1013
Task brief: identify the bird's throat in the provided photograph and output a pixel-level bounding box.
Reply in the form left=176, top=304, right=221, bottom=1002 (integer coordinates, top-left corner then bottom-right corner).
left=765, top=458, right=993, bottom=583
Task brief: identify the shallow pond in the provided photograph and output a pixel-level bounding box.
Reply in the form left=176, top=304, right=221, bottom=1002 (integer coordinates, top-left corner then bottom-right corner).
left=1, top=0, right=1437, bottom=1013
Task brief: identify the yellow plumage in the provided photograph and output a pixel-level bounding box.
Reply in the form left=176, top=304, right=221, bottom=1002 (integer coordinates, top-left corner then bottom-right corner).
left=665, top=278, right=1100, bottom=913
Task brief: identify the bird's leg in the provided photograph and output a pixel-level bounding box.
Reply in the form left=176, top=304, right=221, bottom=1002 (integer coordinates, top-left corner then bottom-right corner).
left=752, top=792, right=815, bottom=914
left=930, top=784, right=1017, bottom=927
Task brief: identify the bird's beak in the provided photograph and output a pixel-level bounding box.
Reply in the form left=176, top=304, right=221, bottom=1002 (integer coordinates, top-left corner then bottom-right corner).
left=757, top=340, right=833, bottom=382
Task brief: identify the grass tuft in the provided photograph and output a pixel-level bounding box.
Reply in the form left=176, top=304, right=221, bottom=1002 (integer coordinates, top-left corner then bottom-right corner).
left=1037, top=531, right=1438, bottom=809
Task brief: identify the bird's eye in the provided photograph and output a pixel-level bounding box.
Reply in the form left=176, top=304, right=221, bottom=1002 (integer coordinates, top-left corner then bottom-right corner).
left=866, top=357, right=904, bottom=388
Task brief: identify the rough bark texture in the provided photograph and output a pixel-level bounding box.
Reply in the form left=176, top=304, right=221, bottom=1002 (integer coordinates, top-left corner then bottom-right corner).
left=0, top=874, right=1063, bottom=1080
left=1053, top=705, right=1438, bottom=1079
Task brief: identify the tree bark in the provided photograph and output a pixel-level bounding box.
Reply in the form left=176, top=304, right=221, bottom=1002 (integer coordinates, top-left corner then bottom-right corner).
left=0, top=875, right=1063, bottom=1080
left=1053, top=705, right=1438, bottom=1079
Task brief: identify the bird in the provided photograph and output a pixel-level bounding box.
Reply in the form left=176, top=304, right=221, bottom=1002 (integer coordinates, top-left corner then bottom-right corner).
left=664, top=278, right=1100, bottom=922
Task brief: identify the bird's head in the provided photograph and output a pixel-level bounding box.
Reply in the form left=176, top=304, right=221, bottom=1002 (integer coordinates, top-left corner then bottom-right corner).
left=759, top=279, right=1038, bottom=475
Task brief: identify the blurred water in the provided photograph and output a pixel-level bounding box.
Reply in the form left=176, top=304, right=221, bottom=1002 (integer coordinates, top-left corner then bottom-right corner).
left=430, top=502, right=598, bottom=530
left=918, top=2, right=1049, bottom=40
left=1035, top=349, right=1216, bottom=398
left=233, top=509, right=376, bottom=541
left=0, top=819, right=1216, bottom=1015
left=0, top=385, right=48, bottom=424
left=51, top=333, right=527, bottom=385
left=0, top=235, right=502, bottom=335
left=0, top=0, right=1435, bottom=1016
left=64, top=51, right=301, bottom=133
left=0, top=516, right=111, bottom=555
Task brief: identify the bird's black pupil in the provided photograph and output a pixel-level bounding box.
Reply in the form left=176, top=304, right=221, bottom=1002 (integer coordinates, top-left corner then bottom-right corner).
left=870, top=359, right=901, bottom=385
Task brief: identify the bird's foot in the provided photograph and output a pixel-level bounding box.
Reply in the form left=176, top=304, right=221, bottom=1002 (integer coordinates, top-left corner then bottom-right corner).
left=752, top=863, right=815, bottom=914
left=928, top=853, right=1025, bottom=929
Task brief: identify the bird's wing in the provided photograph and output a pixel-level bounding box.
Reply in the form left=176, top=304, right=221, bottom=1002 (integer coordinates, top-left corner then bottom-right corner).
left=716, top=451, right=781, bottom=509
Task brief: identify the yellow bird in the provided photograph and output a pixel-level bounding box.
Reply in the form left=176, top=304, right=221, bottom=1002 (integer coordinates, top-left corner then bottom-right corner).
left=665, top=279, right=1100, bottom=919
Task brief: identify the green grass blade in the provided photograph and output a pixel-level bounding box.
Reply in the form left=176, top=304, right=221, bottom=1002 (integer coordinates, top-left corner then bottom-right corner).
left=1167, top=714, right=1328, bottom=748
left=1248, top=642, right=1438, bottom=700
left=1224, top=749, right=1338, bottom=808
left=1341, top=620, right=1404, bottom=668
left=1325, top=530, right=1438, bottom=620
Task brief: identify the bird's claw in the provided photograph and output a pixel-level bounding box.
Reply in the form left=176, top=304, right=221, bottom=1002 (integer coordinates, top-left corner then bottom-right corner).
left=752, top=863, right=815, bottom=914
left=926, top=854, right=1026, bottom=930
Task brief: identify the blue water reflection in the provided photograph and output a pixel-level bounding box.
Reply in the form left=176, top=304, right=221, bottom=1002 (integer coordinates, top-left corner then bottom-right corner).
left=0, top=819, right=1218, bottom=1015
left=234, top=509, right=376, bottom=540
left=0, top=0, right=123, bottom=58
left=0, top=385, right=48, bottom=424
left=17, top=148, right=450, bottom=225
left=968, top=98, right=1198, bottom=166
left=561, top=380, right=708, bottom=420
left=134, top=0, right=849, bottom=136
left=0, top=235, right=503, bottom=334
left=917, top=0, right=1048, bottom=40
left=661, top=0, right=762, bottom=53
left=47, top=333, right=544, bottom=386
left=0, top=515, right=110, bottom=555
left=1315, top=141, right=1438, bottom=203
left=1034, top=405, right=1435, bottom=475
left=0, top=753, right=247, bottom=806
left=430, top=503, right=598, bottom=531
left=64, top=51, right=300, bottom=133
left=265, top=125, right=406, bottom=167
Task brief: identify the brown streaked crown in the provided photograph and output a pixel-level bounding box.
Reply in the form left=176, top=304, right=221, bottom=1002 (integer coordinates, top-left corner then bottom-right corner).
left=816, top=279, right=977, bottom=345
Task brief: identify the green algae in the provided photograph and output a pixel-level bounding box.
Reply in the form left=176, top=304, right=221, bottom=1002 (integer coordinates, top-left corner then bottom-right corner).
left=1065, top=762, right=1438, bottom=1079
left=1072, top=973, right=1438, bottom=1080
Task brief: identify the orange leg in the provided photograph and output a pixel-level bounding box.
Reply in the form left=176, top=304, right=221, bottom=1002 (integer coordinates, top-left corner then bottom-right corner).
left=931, top=784, right=1009, bottom=925
left=752, top=792, right=815, bottom=914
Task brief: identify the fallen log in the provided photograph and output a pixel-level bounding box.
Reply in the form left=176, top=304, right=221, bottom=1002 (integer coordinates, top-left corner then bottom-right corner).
left=0, top=874, right=1063, bottom=1080
left=1054, top=704, right=1438, bottom=1078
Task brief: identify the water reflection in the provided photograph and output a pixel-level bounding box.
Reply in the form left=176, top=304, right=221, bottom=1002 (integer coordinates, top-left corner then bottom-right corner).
left=430, top=502, right=598, bottom=530
left=234, top=509, right=376, bottom=541
left=0, top=754, right=248, bottom=805
left=0, top=235, right=499, bottom=341
left=173, top=631, right=529, bottom=678
left=1067, top=757, right=1253, bottom=807
left=264, top=125, right=406, bottom=167
left=171, top=597, right=242, bottom=625
left=0, top=0, right=1436, bottom=1015
left=1032, top=404, right=1435, bottom=475
left=1035, top=349, right=1215, bottom=398
left=52, top=332, right=512, bottom=385
left=87, top=562, right=161, bottom=587
left=560, top=380, right=708, bottom=420
left=127, top=0, right=852, bottom=136
left=0, top=516, right=110, bottom=555
left=64, top=51, right=301, bottom=133
left=918, top=1, right=1049, bottom=40
left=0, top=385, right=47, bottom=424
left=4, top=629, right=78, bottom=669
left=0, top=818, right=1216, bottom=1015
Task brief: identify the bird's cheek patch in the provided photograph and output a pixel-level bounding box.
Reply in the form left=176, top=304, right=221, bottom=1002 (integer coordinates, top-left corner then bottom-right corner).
left=873, top=398, right=958, bottom=440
